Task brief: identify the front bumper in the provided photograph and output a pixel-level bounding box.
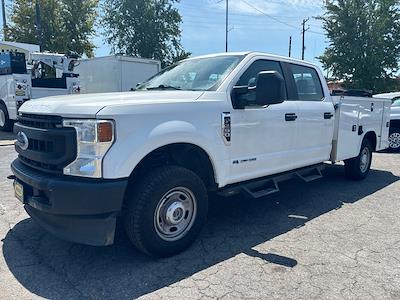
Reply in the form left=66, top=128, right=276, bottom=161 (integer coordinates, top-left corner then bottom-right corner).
left=11, top=159, right=128, bottom=246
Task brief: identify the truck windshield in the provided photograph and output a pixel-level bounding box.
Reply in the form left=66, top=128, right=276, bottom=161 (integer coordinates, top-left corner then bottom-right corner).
left=136, top=55, right=243, bottom=91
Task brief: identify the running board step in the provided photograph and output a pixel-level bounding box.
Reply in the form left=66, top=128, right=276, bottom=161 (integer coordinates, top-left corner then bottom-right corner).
left=295, top=166, right=324, bottom=183
left=242, top=179, right=280, bottom=199
left=218, top=164, right=325, bottom=199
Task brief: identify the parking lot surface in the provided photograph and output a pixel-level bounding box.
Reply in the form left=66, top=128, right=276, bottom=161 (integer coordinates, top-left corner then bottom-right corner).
left=1, top=132, right=400, bottom=299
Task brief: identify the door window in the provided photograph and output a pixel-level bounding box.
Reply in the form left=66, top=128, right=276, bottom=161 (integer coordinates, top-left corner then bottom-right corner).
left=234, top=60, right=287, bottom=106
left=392, top=97, right=400, bottom=106
left=290, top=64, right=324, bottom=101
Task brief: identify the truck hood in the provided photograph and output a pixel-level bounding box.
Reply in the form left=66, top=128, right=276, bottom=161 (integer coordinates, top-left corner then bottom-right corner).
left=19, top=91, right=205, bottom=118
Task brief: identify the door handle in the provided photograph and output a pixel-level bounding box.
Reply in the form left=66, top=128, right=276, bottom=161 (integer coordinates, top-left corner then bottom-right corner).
left=324, top=112, right=334, bottom=119
left=285, top=113, right=298, bottom=122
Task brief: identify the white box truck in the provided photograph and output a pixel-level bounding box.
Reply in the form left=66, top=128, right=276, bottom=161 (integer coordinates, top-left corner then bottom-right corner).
left=76, top=55, right=161, bottom=94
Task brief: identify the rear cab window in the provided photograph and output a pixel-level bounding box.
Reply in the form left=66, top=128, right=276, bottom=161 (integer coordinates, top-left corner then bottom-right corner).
left=290, top=64, right=324, bottom=101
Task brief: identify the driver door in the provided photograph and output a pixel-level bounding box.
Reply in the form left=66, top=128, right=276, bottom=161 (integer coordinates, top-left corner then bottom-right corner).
left=227, top=59, right=299, bottom=184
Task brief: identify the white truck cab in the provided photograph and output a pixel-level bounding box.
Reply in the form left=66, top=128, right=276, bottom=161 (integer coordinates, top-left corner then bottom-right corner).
left=29, top=52, right=80, bottom=98
left=11, top=52, right=391, bottom=257
left=0, top=49, right=80, bottom=131
left=0, top=51, right=31, bottom=131
left=373, top=92, right=400, bottom=151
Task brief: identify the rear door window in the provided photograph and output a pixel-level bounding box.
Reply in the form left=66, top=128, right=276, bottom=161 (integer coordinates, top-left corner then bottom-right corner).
left=392, top=98, right=400, bottom=107
left=290, top=64, right=324, bottom=101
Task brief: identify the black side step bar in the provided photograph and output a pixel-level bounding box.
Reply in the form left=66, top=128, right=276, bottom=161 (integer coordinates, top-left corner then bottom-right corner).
left=242, top=178, right=280, bottom=199
left=295, top=166, right=324, bottom=183
left=219, top=164, right=325, bottom=199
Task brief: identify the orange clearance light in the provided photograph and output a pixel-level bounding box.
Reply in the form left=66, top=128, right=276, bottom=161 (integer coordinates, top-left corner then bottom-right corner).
left=97, top=122, right=113, bottom=142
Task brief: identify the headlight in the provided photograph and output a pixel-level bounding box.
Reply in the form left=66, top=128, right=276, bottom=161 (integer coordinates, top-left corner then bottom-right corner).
left=63, top=119, right=114, bottom=178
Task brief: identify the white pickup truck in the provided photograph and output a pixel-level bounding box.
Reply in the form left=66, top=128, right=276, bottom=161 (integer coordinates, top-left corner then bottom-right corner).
left=373, top=92, right=400, bottom=152
left=10, top=52, right=391, bottom=257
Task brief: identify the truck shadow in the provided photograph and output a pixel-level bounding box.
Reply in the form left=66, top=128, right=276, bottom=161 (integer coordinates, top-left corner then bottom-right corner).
left=2, top=165, right=399, bottom=299
left=0, top=131, right=16, bottom=144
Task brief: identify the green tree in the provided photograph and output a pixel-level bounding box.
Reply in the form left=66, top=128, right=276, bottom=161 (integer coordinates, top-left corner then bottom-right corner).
left=319, top=0, right=400, bottom=92
left=5, top=0, right=98, bottom=57
left=59, top=0, right=99, bottom=57
left=102, top=0, right=190, bottom=67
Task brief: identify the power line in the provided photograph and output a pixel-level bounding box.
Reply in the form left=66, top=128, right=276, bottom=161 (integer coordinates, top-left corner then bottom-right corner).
left=220, top=0, right=325, bottom=36
left=308, top=29, right=325, bottom=36
left=225, top=0, right=228, bottom=52
left=179, top=0, right=322, bottom=13
left=239, top=0, right=299, bottom=30
left=180, top=6, right=318, bottom=22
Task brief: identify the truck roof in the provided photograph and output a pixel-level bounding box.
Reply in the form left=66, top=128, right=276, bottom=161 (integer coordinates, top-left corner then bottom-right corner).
left=183, top=51, right=320, bottom=69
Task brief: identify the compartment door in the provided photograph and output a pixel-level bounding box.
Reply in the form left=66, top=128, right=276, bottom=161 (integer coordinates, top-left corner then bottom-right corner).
left=331, top=99, right=362, bottom=161
left=379, top=100, right=391, bottom=150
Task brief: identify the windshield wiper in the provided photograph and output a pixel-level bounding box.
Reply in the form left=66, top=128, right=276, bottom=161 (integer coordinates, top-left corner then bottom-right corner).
left=146, top=84, right=181, bottom=91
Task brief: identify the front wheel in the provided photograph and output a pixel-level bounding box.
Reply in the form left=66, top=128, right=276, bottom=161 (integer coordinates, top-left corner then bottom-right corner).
left=344, top=139, right=373, bottom=180
left=124, top=166, right=208, bottom=257
left=0, top=103, right=13, bottom=132
left=388, top=127, right=400, bottom=152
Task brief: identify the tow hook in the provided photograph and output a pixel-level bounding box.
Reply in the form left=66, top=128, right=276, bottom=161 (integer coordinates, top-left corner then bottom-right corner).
left=7, top=175, right=16, bottom=180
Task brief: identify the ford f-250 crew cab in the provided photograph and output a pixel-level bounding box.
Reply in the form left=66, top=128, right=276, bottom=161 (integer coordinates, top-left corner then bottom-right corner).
left=10, top=52, right=391, bottom=257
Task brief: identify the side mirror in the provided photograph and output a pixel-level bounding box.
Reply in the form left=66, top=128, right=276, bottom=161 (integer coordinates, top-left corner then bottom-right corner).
left=251, top=71, right=286, bottom=106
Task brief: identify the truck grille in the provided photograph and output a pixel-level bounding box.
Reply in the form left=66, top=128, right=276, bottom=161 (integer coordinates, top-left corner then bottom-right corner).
left=28, top=138, right=54, bottom=153
left=14, top=114, right=77, bottom=174
left=18, top=113, right=63, bottom=129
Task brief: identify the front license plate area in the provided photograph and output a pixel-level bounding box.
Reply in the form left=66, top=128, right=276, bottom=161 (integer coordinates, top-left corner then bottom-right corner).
left=14, top=181, right=25, bottom=203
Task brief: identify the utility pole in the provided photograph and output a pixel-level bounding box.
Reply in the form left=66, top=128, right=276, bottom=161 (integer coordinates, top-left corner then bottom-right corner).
left=301, top=18, right=309, bottom=60
left=1, top=0, right=6, bottom=39
left=35, top=1, right=43, bottom=50
left=225, top=0, right=228, bottom=52
left=288, top=36, right=292, bottom=57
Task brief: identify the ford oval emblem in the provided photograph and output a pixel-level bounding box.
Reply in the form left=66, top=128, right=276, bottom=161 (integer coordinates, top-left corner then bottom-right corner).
left=16, top=131, right=29, bottom=151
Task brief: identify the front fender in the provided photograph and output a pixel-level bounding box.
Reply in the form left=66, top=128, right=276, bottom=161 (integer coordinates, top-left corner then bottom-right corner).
left=102, top=119, right=227, bottom=185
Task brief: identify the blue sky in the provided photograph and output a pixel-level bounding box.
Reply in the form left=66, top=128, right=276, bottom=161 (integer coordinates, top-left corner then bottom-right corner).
left=1, top=0, right=327, bottom=68
left=95, top=0, right=328, bottom=68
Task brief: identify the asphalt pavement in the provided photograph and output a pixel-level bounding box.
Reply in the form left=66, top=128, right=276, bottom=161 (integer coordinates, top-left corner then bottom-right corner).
left=1, top=132, right=400, bottom=299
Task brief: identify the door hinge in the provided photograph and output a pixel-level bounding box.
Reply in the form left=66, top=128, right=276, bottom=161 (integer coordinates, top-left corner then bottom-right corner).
left=221, top=112, right=231, bottom=145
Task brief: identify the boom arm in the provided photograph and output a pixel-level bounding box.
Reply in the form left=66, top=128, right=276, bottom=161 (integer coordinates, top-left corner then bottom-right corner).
left=30, top=52, right=79, bottom=74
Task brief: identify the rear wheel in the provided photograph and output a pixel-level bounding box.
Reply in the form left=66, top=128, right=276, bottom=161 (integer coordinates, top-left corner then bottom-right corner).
left=388, top=127, right=400, bottom=152
left=0, top=103, right=12, bottom=132
left=344, top=139, right=373, bottom=180
left=124, top=166, right=208, bottom=257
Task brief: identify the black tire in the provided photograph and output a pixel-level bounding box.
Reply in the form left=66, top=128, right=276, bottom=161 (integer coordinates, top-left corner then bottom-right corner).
left=124, top=165, right=208, bottom=258
left=344, top=139, right=373, bottom=180
left=0, top=103, right=13, bottom=132
left=388, top=127, right=400, bottom=152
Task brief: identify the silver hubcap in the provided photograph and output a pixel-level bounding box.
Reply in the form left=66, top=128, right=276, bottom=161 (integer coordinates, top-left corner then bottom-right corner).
left=0, top=109, right=5, bottom=127
left=360, top=147, right=370, bottom=173
left=154, top=187, right=197, bottom=241
left=389, top=132, right=400, bottom=149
